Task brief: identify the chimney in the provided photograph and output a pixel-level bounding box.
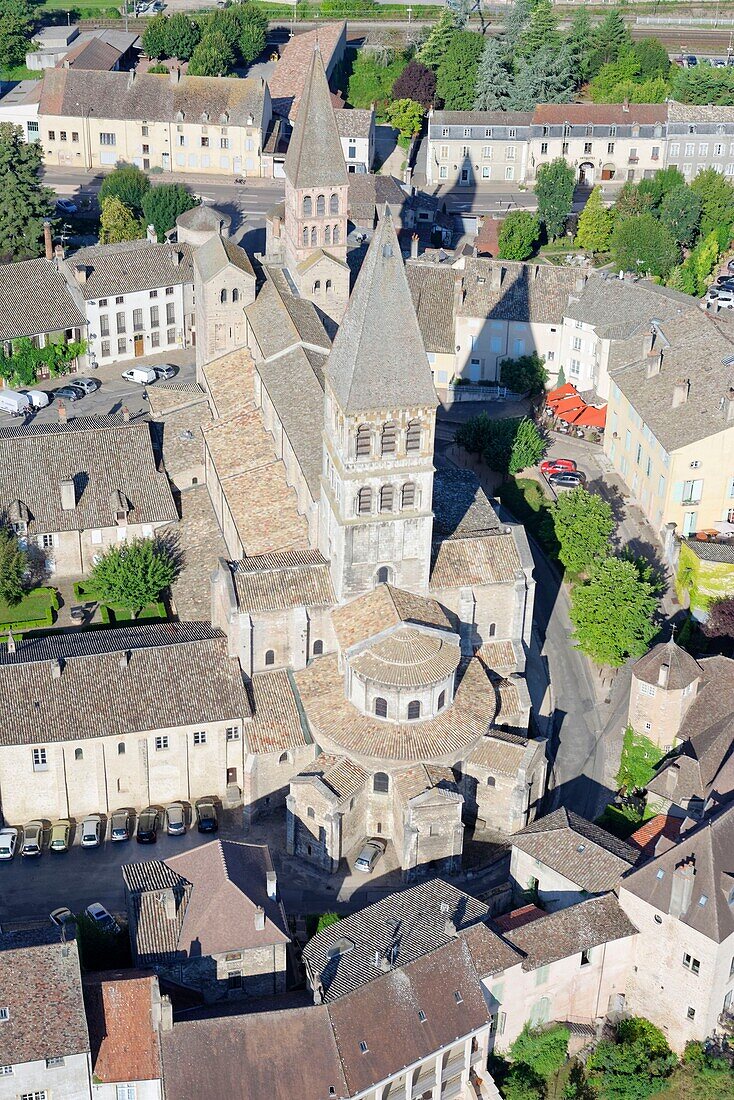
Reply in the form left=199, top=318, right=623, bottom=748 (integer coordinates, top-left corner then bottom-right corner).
left=574, top=271, right=586, bottom=294
left=642, top=328, right=655, bottom=357
left=172, top=249, right=182, bottom=267
left=60, top=478, right=76, bottom=510
left=490, top=264, right=503, bottom=291
left=122, top=405, right=130, bottom=423
left=646, top=350, right=663, bottom=378
left=254, top=905, right=265, bottom=931
left=57, top=402, right=67, bottom=424
left=6, top=630, right=15, bottom=655
left=726, top=387, right=734, bottom=422
left=622, top=97, right=630, bottom=112
left=73, top=264, right=89, bottom=284
left=658, top=661, right=670, bottom=689
left=532, top=264, right=540, bottom=281
left=378, top=951, right=391, bottom=972
left=410, top=233, right=419, bottom=260
left=266, top=870, right=277, bottom=900
left=170, top=66, right=181, bottom=84
left=127, top=69, right=136, bottom=88
left=669, top=858, right=695, bottom=918
left=146, top=224, right=158, bottom=244
left=159, top=994, right=173, bottom=1032
left=444, top=916, right=457, bottom=938
left=161, top=888, right=176, bottom=921
left=50, top=657, right=62, bottom=679
left=43, top=219, right=53, bottom=260
left=672, top=378, right=690, bottom=408
left=54, top=243, right=65, bottom=262
left=119, top=651, right=130, bottom=670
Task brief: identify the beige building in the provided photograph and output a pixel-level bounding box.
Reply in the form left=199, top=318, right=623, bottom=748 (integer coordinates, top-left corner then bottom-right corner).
left=427, top=109, right=532, bottom=187
left=627, top=638, right=703, bottom=750
left=38, top=66, right=272, bottom=177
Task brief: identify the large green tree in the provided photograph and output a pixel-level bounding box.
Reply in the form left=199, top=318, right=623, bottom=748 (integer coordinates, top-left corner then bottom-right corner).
left=500, top=352, right=547, bottom=394
left=504, top=0, right=531, bottom=53
left=659, top=184, right=702, bottom=248
left=575, top=186, right=613, bottom=253
left=516, top=0, right=561, bottom=60
left=671, top=61, right=734, bottom=106
left=551, top=486, right=614, bottom=577
left=99, top=197, right=142, bottom=245
left=509, top=45, right=575, bottom=110
left=165, top=12, right=201, bottom=61
left=587, top=1017, right=677, bottom=1100
left=386, top=99, right=424, bottom=144
left=610, top=213, right=678, bottom=278
left=348, top=51, right=408, bottom=113
left=497, top=210, right=540, bottom=261
left=90, top=538, right=176, bottom=615
left=690, top=167, right=734, bottom=238
left=239, top=18, right=266, bottom=65
left=570, top=557, right=658, bottom=666
left=98, top=164, right=151, bottom=217
left=417, top=8, right=459, bottom=71
left=613, top=181, right=654, bottom=222
left=435, top=30, right=484, bottom=109
left=0, top=0, right=35, bottom=68
left=473, top=37, right=513, bottom=111
left=0, top=123, right=54, bottom=262
left=142, top=13, right=169, bottom=60
left=142, top=183, right=196, bottom=240
left=590, top=7, right=631, bottom=73
left=509, top=418, right=545, bottom=474
left=510, top=1024, right=570, bottom=1081
left=535, top=157, right=575, bottom=241
left=0, top=527, right=27, bottom=606
left=566, top=6, right=594, bottom=83
left=632, top=38, right=671, bottom=80
left=188, top=31, right=236, bottom=76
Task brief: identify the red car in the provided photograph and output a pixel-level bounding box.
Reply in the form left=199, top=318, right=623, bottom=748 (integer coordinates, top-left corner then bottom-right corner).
left=540, top=458, right=577, bottom=476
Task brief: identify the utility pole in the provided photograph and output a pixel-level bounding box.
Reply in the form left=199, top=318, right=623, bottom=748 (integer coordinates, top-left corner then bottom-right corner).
left=406, top=4, right=412, bottom=45
left=123, top=0, right=128, bottom=34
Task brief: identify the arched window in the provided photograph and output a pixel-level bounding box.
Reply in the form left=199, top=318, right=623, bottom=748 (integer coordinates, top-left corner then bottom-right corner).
left=314, top=280, right=321, bottom=292
left=381, top=422, right=397, bottom=455
left=75, top=747, right=83, bottom=761
left=325, top=279, right=332, bottom=291
left=265, top=649, right=275, bottom=666
left=406, top=419, right=421, bottom=452
left=487, top=776, right=496, bottom=788
left=302, top=226, right=309, bottom=246
left=437, top=690, right=446, bottom=710
left=313, top=639, right=324, bottom=656
left=374, top=699, right=388, bottom=719
left=373, top=771, right=389, bottom=792
left=303, top=195, right=312, bottom=217
left=376, top=566, right=390, bottom=584
left=356, top=424, right=371, bottom=457
left=380, top=485, right=394, bottom=512
left=357, top=486, right=372, bottom=514
left=324, top=224, right=331, bottom=245
left=401, top=482, right=416, bottom=508
left=316, top=195, right=326, bottom=216
left=278, top=751, right=291, bottom=765
left=220, top=288, right=227, bottom=304
left=307, top=806, right=315, bottom=819
left=333, top=224, right=340, bottom=245
left=311, top=226, right=317, bottom=246
left=118, top=742, right=125, bottom=755
left=232, top=288, right=239, bottom=303
left=488, top=622, right=496, bottom=638
left=329, top=193, right=339, bottom=215
left=407, top=700, right=421, bottom=720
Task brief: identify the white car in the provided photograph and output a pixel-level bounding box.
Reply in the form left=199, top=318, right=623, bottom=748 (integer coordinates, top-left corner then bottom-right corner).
left=354, top=837, right=387, bottom=874
left=122, top=367, right=156, bottom=386
left=0, top=827, right=18, bottom=860
left=80, top=814, right=102, bottom=848
left=85, top=902, right=120, bottom=934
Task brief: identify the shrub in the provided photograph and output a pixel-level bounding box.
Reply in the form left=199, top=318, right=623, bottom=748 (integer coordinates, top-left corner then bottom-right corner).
left=510, top=1023, right=570, bottom=1081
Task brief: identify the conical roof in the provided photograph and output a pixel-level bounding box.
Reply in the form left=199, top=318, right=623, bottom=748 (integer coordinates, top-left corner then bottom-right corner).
left=632, top=638, right=702, bottom=690
left=326, top=209, right=438, bottom=415
left=284, top=47, right=348, bottom=191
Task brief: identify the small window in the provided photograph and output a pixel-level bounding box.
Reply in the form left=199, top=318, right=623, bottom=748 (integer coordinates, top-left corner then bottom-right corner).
left=580, top=949, right=591, bottom=967
left=155, top=736, right=169, bottom=751
left=381, top=422, right=397, bottom=455
left=32, top=747, right=48, bottom=771
left=407, top=700, right=421, bottom=720
left=454, top=991, right=463, bottom=1004
left=373, top=771, right=389, bottom=792
left=307, top=806, right=315, bottom=819
left=46, top=1058, right=65, bottom=1068
left=687, top=1006, right=696, bottom=1020
left=313, top=639, right=324, bottom=656
left=401, top=482, right=416, bottom=508
left=324, top=225, right=331, bottom=246
left=227, top=971, right=242, bottom=991
left=406, top=419, right=421, bottom=452
left=74, top=748, right=83, bottom=761
left=316, top=194, right=326, bottom=216
left=278, top=751, right=291, bottom=765
left=0, top=1007, right=8, bottom=1021
left=226, top=726, right=240, bottom=741
left=330, top=193, right=339, bottom=215
left=356, top=424, right=371, bottom=458
left=193, top=731, right=207, bottom=745
left=303, top=195, right=312, bottom=217
left=418, top=1010, right=427, bottom=1023
left=314, top=279, right=321, bottom=291
left=265, top=650, right=275, bottom=666
left=488, top=622, right=496, bottom=638
left=220, top=288, right=227, bottom=304
left=487, top=776, right=496, bottom=787
left=232, top=288, right=239, bottom=303
left=118, top=742, right=125, bottom=755
left=376, top=566, right=390, bottom=584
left=359, top=1041, right=368, bottom=1054
left=0, top=1067, right=13, bottom=1075
left=357, top=487, right=372, bottom=514
left=374, top=699, right=388, bottom=719
left=380, top=485, right=394, bottom=512
left=437, top=690, right=446, bottom=710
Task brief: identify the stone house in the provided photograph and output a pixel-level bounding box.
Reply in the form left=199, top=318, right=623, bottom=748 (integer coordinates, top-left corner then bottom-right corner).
left=335, top=107, right=375, bottom=174
left=665, top=102, right=734, bottom=180
left=628, top=638, right=703, bottom=751
left=0, top=928, right=91, bottom=1100
left=123, top=840, right=289, bottom=1003
left=0, top=254, right=87, bottom=363
left=193, top=234, right=256, bottom=371
left=0, top=418, right=177, bottom=579
left=510, top=808, right=639, bottom=912
left=83, top=970, right=165, bottom=1100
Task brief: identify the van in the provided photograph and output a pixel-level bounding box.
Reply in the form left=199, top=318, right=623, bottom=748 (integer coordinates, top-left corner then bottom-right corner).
left=22, top=389, right=50, bottom=409
left=0, top=389, right=30, bottom=415
left=122, top=366, right=157, bottom=385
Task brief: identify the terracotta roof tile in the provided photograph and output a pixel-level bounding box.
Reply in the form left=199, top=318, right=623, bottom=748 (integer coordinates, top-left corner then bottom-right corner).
left=505, top=893, right=638, bottom=970
left=247, top=669, right=311, bottom=753
left=332, top=584, right=451, bottom=651
left=83, top=971, right=162, bottom=1083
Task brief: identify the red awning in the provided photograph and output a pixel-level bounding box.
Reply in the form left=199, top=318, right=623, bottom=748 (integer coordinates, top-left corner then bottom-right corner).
left=546, top=383, right=578, bottom=407
left=571, top=404, right=607, bottom=428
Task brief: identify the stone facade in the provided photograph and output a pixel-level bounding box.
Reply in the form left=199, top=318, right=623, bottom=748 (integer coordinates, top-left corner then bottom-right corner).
left=0, top=1053, right=92, bottom=1100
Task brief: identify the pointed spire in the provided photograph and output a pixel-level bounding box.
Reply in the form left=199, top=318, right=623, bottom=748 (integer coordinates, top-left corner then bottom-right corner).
left=326, top=208, right=438, bottom=415
left=6, top=630, right=15, bottom=656
left=284, top=46, right=348, bottom=191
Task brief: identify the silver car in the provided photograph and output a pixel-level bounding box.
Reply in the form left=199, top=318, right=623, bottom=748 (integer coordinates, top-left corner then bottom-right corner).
left=80, top=814, right=102, bottom=848
left=21, top=820, right=44, bottom=857
left=354, top=837, right=387, bottom=874
left=69, top=377, right=99, bottom=395
left=166, top=803, right=186, bottom=836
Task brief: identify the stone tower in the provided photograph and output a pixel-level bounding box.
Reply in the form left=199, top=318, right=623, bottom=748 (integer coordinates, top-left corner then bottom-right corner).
left=319, top=208, right=439, bottom=603
left=283, top=47, right=350, bottom=323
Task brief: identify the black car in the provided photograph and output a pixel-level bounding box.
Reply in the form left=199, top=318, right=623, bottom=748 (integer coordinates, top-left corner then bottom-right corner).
left=136, top=808, right=159, bottom=843
left=196, top=801, right=218, bottom=833
left=54, top=385, right=85, bottom=403
left=549, top=471, right=586, bottom=489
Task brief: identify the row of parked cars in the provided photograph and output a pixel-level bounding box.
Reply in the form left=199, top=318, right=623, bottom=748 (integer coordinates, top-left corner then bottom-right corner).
left=540, top=457, right=587, bottom=490
left=0, top=800, right=219, bottom=860
left=705, top=259, right=734, bottom=310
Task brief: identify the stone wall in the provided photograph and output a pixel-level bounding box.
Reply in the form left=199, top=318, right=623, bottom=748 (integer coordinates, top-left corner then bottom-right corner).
left=157, top=942, right=287, bottom=1004
left=510, top=847, right=591, bottom=912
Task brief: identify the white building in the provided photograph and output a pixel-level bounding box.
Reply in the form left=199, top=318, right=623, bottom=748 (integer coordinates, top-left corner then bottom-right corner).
left=335, top=107, right=375, bottom=173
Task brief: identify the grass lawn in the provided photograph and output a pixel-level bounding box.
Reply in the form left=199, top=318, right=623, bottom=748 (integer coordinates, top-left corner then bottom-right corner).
left=74, top=581, right=167, bottom=623
left=0, top=587, right=57, bottom=634
left=0, top=65, right=42, bottom=81
left=498, top=477, right=562, bottom=566
left=37, top=0, right=122, bottom=13
left=651, top=1059, right=734, bottom=1100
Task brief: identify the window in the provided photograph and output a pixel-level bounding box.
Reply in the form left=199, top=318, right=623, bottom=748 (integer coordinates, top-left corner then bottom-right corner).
left=118, top=742, right=125, bottom=755
left=330, top=193, right=339, bottom=214
left=116, top=1087, right=136, bottom=1100
left=116, top=296, right=124, bottom=305
left=133, top=308, right=143, bottom=332
left=562, top=142, right=569, bottom=155
left=227, top=971, right=242, bottom=991
left=687, top=1007, right=696, bottom=1020
left=221, top=137, right=229, bottom=150
left=166, top=286, right=174, bottom=296
left=506, top=145, right=515, bottom=160
left=373, top=771, right=389, bottom=792
left=540, top=142, right=548, bottom=155
left=381, top=421, right=397, bottom=455
left=232, top=288, right=239, bottom=303
left=357, top=487, right=372, bottom=514
left=74, top=748, right=83, bottom=761
left=99, top=298, right=108, bottom=307
left=32, top=747, right=48, bottom=771
left=359, top=1041, right=369, bottom=1054
left=683, top=953, right=700, bottom=975
left=100, top=315, right=110, bottom=337
left=402, top=482, right=416, bottom=508
left=407, top=700, right=421, bottom=720
left=535, top=965, right=550, bottom=985
left=487, top=776, right=496, bottom=787
left=307, top=806, right=315, bottom=819
left=380, top=485, right=394, bottom=512
left=508, top=127, right=516, bottom=138
left=670, top=142, right=680, bottom=157
left=48, top=130, right=55, bottom=141
left=442, top=127, right=449, bottom=137
left=302, top=225, right=309, bottom=246
left=580, top=949, right=591, bottom=966
left=572, top=336, right=582, bottom=351
left=682, top=478, right=703, bottom=504
left=0, top=1067, right=12, bottom=1075
left=406, top=419, right=421, bottom=452
left=166, top=303, right=175, bottom=326
left=376, top=566, right=390, bottom=583
left=226, top=726, right=240, bottom=741
left=150, top=306, right=159, bottom=329
left=201, top=136, right=209, bottom=148
left=483, top=145, right=492, bottom=158
left=151, top=332, right=160, bottom=348
left=20, top=1093, right=48, bottom=1100
left=46, top=1058, right=65, bottom=1068
left=265, top=650, right=275, bottom=666
left=278, top=751, right=290, bottom=764
left=640, top=682, right=656, bottom=697
left=100, top=132, right=116, bottom=146
left=374, top=699, right=388, bottom=719
left=167, top=329, right=175, bottom=346
left=316, top=194, right=325, bottom=216
left=439, top=166, right=448, bottom=180
left=584, top=142, right=592, bottom=154
left=333, top=224, right=340, bottom=245
left=193, top=731, right=207, bottom=745
left=116, top=311, right=126, bottom=334
left=101, top=340, right=110, bottom=358
left=356, top=424, right=371, bottom=459
left=608, top=142, right=615, bottom=154
left=155, top=736, right=169, bottom=751
left=118, top=338, right=127, bottom=355
left=41, top=533, right=55, bottom=549
left=303, top=196, right=312, bottom=217
left=437, top=690, right=445, bottom=710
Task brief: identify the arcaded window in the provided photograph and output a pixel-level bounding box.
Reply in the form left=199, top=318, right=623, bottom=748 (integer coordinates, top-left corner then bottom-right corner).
left=356, top=424, right=371, bottom=457
left=437, top=690, right=446, bottom=710
left=316, top=194, right=325, bottom=216
left=265, top=649, right=275, bottom=666
left=118, top=742, right=125, bottom=755
left=329, top=193, right=339, bottom=215
left=279, top=751, right=291, bottom=764
left=407, top=700, right=421, bottom=720
left=374, top=699, right=388, bottom=718
left=381, top=422, right=397, bottom=455
left=303, top=195, right=312, bottom=216
left=220, top=288, right=227, bottom=304
left=314, top=280, right=321, bottom=292
left=376, top=566, right=390, bottom=584
left=324, top=225, right=331, bottom=245
left=333, top=224, right=340, bottom=245
left=310, top=226, right=317, bottom=246
left=357, top=487, right=372, bottom=514
left=75, top=747, right=83, bottom=761
left=373, top=771, right=389, bottom=792
left=488, top=623, right=496, bottom=638
left=302, top=226, right=309, bottom=246
left=401, top=482, right=416, bottom=508
left=380, top=485, right=394, bottom=512
left=232, top=288, right=239, bottom=303
left=406, top=419, right=421, bottom=452
left=325, top=279, right=332, bottom=291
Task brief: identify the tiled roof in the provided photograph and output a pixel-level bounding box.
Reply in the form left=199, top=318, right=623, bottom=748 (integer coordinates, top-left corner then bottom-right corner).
left=64, top=34, right=128, bottom=69
left=199, top=348, right=252, bottom=415
left=247, top=669, right=311, bottom=754
left=269, top=22, right=345, bottom=121
left=83, top=971, right=162, bottom=1083
left=332, top=584, right=451, bottom=652
left=349, top=625, right=461, bottom=688
left=628, top=814, right=682, bottom=859
left=467, top=731, right=531, bottom=777
left=0, top=419, right=177, bottom=536
left=406, top=261, right=457, bottom=355
left=176, top=203, right=231, bottom=233
left=533, top=103, right=667, bottom=124
left=0, top=256, right=86, bottom=341
left=432, top=468, right=501, bottom=538
left=0, top=624, right=251, bottom=746
left=565, top=271, right=697, bottom=341
left=347, top=173, right=406, bottom=227
left=684, top=538, right=734, bottom=564
left=632, top=638, right=702, bottom=690
left=66, top=240, right=194, bottom=299
left=294, top=653, right=497, bottom=763
left=512, top=808, right=638, bottom=892
left=505, top=893, right=638, bottom=970
left=0, top=932, right=89, bottom=1063
left=392, top=762, right=459, bottom=805
left=431, top=109, right=532, bottom=127
left=477, top=639, right=519, bottom=676
left=231, top=550, right=335, bottom=612
left=668, top=102, right=734, bottom=122
left=193, top=234, right=254, bottom=283
left=284, top=46, right=348, bottom=189
left=458, top=258, right=581, bottom=325
left=334, top=107, right=373, bottom=138
left=302, top=878, right=495, bottom=1001
left=492, top=904, right=545, bottom=934
left=257, top=344, right=327, bottom=499
left=430, top=532, right=522, bottom=588
left=326, top=209, right=438, bottom=414
left=40, top=67, right=269, bottom=127
left=298, top=751, right=369, bottom=802
left=245, top=275, right=331, bottom=361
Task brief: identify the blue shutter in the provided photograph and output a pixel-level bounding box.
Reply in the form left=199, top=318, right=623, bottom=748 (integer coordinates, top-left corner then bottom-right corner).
left=672, top=481, right=683, bottom=503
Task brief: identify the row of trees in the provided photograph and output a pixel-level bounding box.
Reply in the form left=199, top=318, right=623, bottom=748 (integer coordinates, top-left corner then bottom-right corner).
left=97, top=165, right=196, bottom=242
left=455, top=412, right=546, bottom=478
left=141, top=4, right=267, bottom=75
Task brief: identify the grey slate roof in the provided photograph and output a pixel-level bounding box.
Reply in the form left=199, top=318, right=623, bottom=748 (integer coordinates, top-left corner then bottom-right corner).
left=347, top=173, right=406, bottom=228
left=326, top=209, right=438, bottom=414
left=458, top=258, right=581, bottom=324
left=565, top=272, right=697, bottom=341
left=406, top=261, right=457, bottom=355
left=257, top=345, right=327, bottom=498
left=176, top=203, right=231, bottom=233
left=668, top=102, right=734, bottom=123
left=432, top=468, right=501, bottom=538
left=246, top=275, right=331, bottom=360
left=334, top=107, right=373, bottom=138
left=632, top=638, right=702, bottom=690
left=0, top=419, right=177, bottom=536
left=513, top=808, right=639, bottom=892
left=0, top=623, right=252, bottom=746
left=231, top=549, right=335, bottom=612
left=284, top=47, right=348, bottom=190
left=609, top=311, right=734, bottom=452
left=0, top=256, right=86, bottom=341
left=431, top=109, right=533, bottom=127
left=66, top=240, right=194, bottom=300
left=505, top=893, right=638, bottom=970
left=193, top=234, right=254, bottom=283
left=685, top=538, right=734, bottom=564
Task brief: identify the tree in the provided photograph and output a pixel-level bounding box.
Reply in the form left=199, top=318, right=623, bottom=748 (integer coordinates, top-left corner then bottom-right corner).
left=164, top=12, right=201, bottom=61
left=640, top=165, right=685, bottom=210
left=551, top=486, right=614, bottom=577
left=516, top=0, right=561, bottom=61
left=90, top=538, right=176, bottom=615
left=587, top=1017, right=676, bottom=1100
left=392, top=59, right=436, bottom=109
left=99, top=197, right=142, bottom=245
left=610, top=213, right=678, bottom=278
left=142, top=183, right=196, bottom=239
left=239, top=18, right=266, bottom=65
left=0, top=0, right=35, bottom=68
left=502, top=1063, right=546, bottom=1100
left=455, top=415, right=543, bottom=477
left=509, top=45, right=575, bottom=110
left=142, top=12, right=169, bottom=60
left=315, top=912, right=340, bottom=933
left=510, top=1024, right=570, bottom=1081
left=659, top=184, right=702, bottom=247
left=509, top=418, right=545, bottom=474
left=632, top=38, right=670, bottom=80
left=703, top=596, right=734, bottom=639
left=570, top=557, right=658, bottom=666
left=98, top=164, right=151, bottom=217
left=0, top=527, right=27, bottom=606
left=435, top=30, right=484, bottom=110
left=0, top=123, right=54, bottom=263
left=500, top=352, right=547, bottom=394
left=566, top=6, right=594, bottom=83
left=671, top=61, right=734, bottom=107
left=613, top=181, right=654, bottom=222
left=188, top=31, right=236, bottom=76
left=575, top=186, right=613, bottom=253
left=497, top=211, right=540, bottom=261
left=504, top=0, right=531, bottom=53
left=590, top=7, right=631, bottom=73
left=348, top=51, right=408, bottom=112
left=690, top=167, right=734, bottom=238
left=535, top=157, right=575, bottom=241
left=386, top=99, right=424, bottom=145
left=417, top=8, right=458, bottom=71
left=473, top=38, right=514, bottom=111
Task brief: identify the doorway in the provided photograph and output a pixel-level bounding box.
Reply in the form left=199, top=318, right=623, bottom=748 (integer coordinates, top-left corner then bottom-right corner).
left=578, top=162, right=594, bottom=186
left=227, top=767, right=237, bottom=785
left=133, top=335, right=144, bottom=357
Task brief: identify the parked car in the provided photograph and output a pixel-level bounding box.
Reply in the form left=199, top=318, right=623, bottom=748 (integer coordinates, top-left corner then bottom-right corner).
left=50, top=906, right=75, bottom=928
left=354, top=837, right=387, bottom=874
left=110, top=809, right=132, bottom=842
left=727, top=259, right=734, bottom=273
left=49, top=819, right=71, bottom=852
left=81, top=814, right=102, bottom=848
left=0, top=389, right=31, bottom=416
left=54, top=385, right=84, bottom=403
left=56, top=197, right=78, bottom=215
left=19, top=389, right=50, bottom=409
left=0, top=827, right=18, bottom=861
left=21, top=820, right=44, bottom=857
left=540, top=458, right=577, bottom=476
left=85, top=902, right=120, bottom=934
left=196, top=800, right=218, bottom=833
left=69, top=377, right=99, bottom=395
left=152, top=364, right=177, bottom=381
left=137, top=807, right=159, bottom=843
left=166, top=803, right=186, bottom=836
left=548, top=471, right=586, bottom=489
left=122, top=367, right=157, bottom=386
